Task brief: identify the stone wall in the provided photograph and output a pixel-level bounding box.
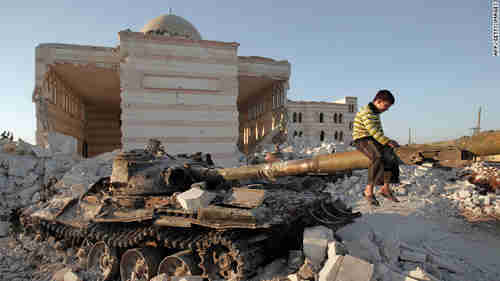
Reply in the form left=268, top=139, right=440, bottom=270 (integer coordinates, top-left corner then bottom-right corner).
left=118, top=31, right=240, bottom=166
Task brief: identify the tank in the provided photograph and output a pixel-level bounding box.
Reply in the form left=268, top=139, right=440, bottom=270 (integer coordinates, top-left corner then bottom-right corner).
left=21, top=141, right=360, bottom=281
left=21, top=131, right=500, bottom=280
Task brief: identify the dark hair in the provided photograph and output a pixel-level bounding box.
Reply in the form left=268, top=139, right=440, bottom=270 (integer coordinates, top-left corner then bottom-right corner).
left=373, top=89, right=395, bottom=104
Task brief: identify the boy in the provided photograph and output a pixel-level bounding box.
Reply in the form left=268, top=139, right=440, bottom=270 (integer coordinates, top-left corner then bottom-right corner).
left=352, top=90, right=400, bottom=206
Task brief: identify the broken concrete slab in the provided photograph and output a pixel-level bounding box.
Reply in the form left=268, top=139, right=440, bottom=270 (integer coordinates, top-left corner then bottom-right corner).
left=52, top=267, right=72, bottom=281
left=405, top=267, right=432, bottom=281
left=7, top=156, right=38, bottom=177
left=335, top=255, right=373, bottom=281
left=327, top=240, right=347, bottom=257
left=176, top=187, right=216, bottom=210
left=303, top=225, right=333, bottom=268
left=336, top=221, right=381, bottom=263
left=318, top=255, right=342, bottom=281
left=64, top=270, right=83, bottom=281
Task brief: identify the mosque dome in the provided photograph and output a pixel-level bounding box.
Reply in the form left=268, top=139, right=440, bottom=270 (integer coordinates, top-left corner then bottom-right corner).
left=141, top=14, right=202, bottom=40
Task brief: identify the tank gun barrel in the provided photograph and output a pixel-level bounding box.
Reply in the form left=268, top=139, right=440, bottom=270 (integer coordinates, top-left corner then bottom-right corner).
left=216, top=130, right=500, bottom=181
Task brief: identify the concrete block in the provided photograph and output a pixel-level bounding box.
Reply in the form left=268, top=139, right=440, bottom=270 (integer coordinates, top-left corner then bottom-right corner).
left=405, top=267, right=432, bottom=281
left=336, top=255, right=373, bottom=281
left=318, top=255, right=343, bottom=281
left=287, top=273, right=299, bottom=281
left=458, top=190, right=471, bottom=198
left=8, top=156, right=38, bottom=177
left=327, top=240, right=347, bottom=257
left=303, top=225, right=333, bottom=267
left=177, top=187, right=216, bottom=210
left=64, top=271, right=83, bottom=281
left=52, top=267, right=72, bottom=281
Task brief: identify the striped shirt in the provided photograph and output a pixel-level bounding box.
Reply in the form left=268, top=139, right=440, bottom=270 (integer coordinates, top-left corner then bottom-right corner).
left=352, top=102, right=390, bottom=145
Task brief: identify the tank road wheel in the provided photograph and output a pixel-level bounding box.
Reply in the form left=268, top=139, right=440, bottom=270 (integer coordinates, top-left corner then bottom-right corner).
left=158, top=249, right=202, bottom=277
left=199, top=244, right=240, bottom=280
left=120, top=247, right=163, bottom=281
left=87, top=241, right=119, bottom=281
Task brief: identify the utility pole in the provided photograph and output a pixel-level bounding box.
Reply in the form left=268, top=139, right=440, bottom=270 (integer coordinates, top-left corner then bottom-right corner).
left=471, top=106, right=482, bottom=136
left=477, top=106, right=481, bottom=135
left=408, top=128, right=412, bottom=145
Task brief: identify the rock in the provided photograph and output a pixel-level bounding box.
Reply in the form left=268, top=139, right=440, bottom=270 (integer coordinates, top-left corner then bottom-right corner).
left=327, top=240, right=347, bottom=257
left=15, top=139, right=34, bottom=155
left=32, top=191, right=40, bottom=203
left=287, top=250, right=305, bottom=272
left=52, top=267, right=72, bottom=281
left=287, top=273, right=299, bottom=281
left=297, top=258, right=317, bottom=280
left=0, top=221, right=10, bottom=237
left=399, top=249, right=427, bottom=263
left=7, top=156, right=38, bottom=177
left=2, top=143, right=17, bottom=154
left=405, top=267, right=432, bottom=281
left=18, top=184, right=41, bottom=202
left=482, top=195, right=491, bottom=206
left=336, top=221, right=381, bottom=263
left=47, top=132, right=78, bottom=154
left=303, top=225, right=333, bottom=267
left=32, top=145, right=52, bottom=158
left=64, top=270, right=83, bottom=281
left=176, top=187, right=216, bottom=210
left=150, top=274, right=168, bottom=281
left=318, top=255, right=343, bottom=281
left=335, top=255, right=374, bottom=281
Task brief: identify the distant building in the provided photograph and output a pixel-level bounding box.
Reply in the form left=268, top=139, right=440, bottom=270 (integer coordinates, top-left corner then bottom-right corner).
left=32, top=14, right=290, bottom=166
left=286, top=97, right=357, bottom=145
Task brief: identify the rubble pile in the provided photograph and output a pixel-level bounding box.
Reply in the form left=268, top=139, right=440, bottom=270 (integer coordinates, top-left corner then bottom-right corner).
left=0, top=138, right=81, bottom=236
left=443, top=162, right=500, bottom=222
left=462, top=162, right=500, bottom=193
left=1, top=136, right=500, bottom=280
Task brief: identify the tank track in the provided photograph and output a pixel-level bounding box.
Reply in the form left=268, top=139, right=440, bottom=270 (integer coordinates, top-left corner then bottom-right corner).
left=34, top=219, right=267, bottom=280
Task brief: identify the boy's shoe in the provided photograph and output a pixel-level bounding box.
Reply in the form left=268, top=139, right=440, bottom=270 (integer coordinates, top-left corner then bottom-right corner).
left=363, top=192, right=380, bottom=206
left=378, top=188, right=400, bottom=203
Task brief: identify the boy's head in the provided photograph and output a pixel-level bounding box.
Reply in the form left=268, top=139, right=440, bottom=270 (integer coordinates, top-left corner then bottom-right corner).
left=372, top=89, right=395, bottom=113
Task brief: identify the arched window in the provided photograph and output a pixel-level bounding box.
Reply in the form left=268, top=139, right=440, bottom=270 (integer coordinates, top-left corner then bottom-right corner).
left=334, top=131, right=338, bottom=140
left=333, top=113, right=338, bottom=123
left=293, top=112, right=297, bottom=123
left=339, top=113, right=343, bottom=124
left=319, top=112, right=324, bottom=123
left=320, top=131, right=325, bottom=141
left=349, top=121, right=353, bottom=130
left=294, top=131, right=298, bottom=137
left=299, top=131, right=303, bottom=137
left=339, top=131, right=343, bottom=141
left=298, top=112, right=302, bottom=123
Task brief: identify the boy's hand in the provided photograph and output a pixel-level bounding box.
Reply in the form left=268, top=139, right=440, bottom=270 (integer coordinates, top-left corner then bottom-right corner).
left=387, top=140, right=400, bottom=148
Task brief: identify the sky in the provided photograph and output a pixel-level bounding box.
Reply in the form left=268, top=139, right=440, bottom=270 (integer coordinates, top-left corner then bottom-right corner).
left=0, top=0, right=498, bottom=145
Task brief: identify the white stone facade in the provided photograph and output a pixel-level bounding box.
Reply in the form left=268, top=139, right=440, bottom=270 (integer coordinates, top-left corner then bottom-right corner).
left=287, top=97, right=357, bottom=147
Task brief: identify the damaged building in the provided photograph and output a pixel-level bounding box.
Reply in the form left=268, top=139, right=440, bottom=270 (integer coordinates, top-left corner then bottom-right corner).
left=32, top=14, right=291, bottom=165
left=287, top=97, right=357, bottom=146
